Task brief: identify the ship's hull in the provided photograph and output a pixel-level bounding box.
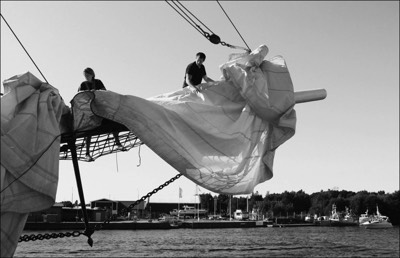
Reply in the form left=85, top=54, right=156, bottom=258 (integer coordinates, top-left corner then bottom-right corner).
left=315, top=219, right=358, bottom=226
left=329, top=220, right=358, bottom=227
left=361, top=221, right=393, bottom=229
left=170, top=210, right=207, bottom=216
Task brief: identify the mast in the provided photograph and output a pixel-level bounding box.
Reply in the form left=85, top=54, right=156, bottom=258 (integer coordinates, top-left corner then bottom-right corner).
left=178, top=189, right=180, bottom=214
left=246, top=195, right=249, bottom=213
left=229, top=195, right=232, bottom=220
left=197, top=185, right=200, bottom=221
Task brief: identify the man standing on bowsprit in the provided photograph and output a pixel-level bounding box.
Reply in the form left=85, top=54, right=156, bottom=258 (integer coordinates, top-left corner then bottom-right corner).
left=183, top=52, right=214, bottom=93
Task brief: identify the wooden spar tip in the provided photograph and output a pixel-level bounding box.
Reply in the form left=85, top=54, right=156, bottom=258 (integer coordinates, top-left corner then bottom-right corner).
left=294, top=89, right=327, bottom=104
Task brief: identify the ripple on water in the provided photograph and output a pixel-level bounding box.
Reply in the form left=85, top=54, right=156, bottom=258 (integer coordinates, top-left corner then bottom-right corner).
left=14, top=227, right=399, bottom=257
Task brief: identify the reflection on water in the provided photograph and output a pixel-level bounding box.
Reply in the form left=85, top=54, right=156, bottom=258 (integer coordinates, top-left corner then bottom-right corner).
left=15, top=226, right=399, bottom=257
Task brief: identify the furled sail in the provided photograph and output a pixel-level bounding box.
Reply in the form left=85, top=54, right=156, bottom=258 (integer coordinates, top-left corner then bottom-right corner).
left=73, top=44, right=296, bottom=194
left=1, top=73, right=68, bottom=257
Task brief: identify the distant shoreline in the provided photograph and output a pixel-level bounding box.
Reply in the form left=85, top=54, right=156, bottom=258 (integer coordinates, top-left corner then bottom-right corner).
left=23, top=220, right=326, bottom=231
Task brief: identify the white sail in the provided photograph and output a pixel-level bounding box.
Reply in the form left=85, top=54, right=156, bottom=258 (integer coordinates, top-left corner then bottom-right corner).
left=82, top=45, right=297, bottom=194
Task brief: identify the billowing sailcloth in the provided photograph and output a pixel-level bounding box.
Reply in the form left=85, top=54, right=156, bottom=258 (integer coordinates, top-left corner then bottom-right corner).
left=1, top=73, right=67, bottom=257
left=1, top=44, right=296, bottom=256
left=75, top=44, right=296, bottom=194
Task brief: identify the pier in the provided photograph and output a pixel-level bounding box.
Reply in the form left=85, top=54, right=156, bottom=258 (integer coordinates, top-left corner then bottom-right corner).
left=23, top=220, right=319, bottom=231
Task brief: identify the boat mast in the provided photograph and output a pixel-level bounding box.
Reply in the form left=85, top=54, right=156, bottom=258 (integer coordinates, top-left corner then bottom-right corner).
left=197, top=185, right=200, bottom=221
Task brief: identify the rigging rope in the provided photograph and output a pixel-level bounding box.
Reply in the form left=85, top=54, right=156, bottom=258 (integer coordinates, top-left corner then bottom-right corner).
left=2, top=5, right=185, bottom=247
left=165, top=0, right=250, bottom=52
left=0, top=13, right=49, bottom=84
left=216, top=0, right=251, bottom=51
left=165, top=1, right=207, bottom=39
left=115, top=151, right=119, bottom=172
left=174, top=1, right=215, bottom=35
left=0, top=134, right=61, bottom=194
left=137, top=145, right=142, bottom=167
left=172, top=1, right=223, bottom=45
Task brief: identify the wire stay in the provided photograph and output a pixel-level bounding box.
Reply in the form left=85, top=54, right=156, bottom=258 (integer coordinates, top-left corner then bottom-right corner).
left=165, top=0, right=250, bottom=52
left=216, top=1, right=251, bottom=51
left=1, top=13, right=49, bottom=84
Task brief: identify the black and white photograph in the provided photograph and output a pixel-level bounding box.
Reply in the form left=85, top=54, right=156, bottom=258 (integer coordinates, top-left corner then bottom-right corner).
left=1, top=1, right=398, bottom=257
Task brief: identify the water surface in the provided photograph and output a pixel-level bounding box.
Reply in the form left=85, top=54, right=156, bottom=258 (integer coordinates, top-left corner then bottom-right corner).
left=15, top=226, right=399, bottom=257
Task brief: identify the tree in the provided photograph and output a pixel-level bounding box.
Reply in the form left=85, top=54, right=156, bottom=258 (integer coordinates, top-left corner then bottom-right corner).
left=376, top=190, right=400, bottom=225
left=217, top=194, right=230, bottom=215
left=310, top=191, right=331, bottom=216
left=281, top=191, right=295, bottom=206
left=199, top=193, right=213, bottom=212
left=338, top=190, right=356, bottom=199
left=293, top=190, right=311, bottom=213
left=208, top=189, right=399, bottom=225
left=349, top=191, right=369, bottom=215
left=272, top=202, right=287, bottom=217
left=248, top=192, right=263, bottom=211
left=330, top=197, right=348, bottom=212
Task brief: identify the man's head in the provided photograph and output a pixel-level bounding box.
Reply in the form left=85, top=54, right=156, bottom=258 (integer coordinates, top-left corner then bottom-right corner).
left=195, top=52, right=206, bottom=67
left=84, top=67, right=95, bottom=81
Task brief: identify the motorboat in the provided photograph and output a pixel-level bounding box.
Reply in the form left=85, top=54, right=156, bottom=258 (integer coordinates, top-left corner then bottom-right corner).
left=329, top=204, right=340, bottom=222
left=361, top=217, right=392, bottom=229
left=315, top=204, right=358, bottom=226
left=170, top=205, right=207, bottom=218
left=233, top=209, right=249, bottom=220
left=360, top=206, right=393, bottom=229
left=358, top=209, right=370, bottom=224
left=329, top=204, right=358, bottom=226
left=169, top=219, right=183, bottom=228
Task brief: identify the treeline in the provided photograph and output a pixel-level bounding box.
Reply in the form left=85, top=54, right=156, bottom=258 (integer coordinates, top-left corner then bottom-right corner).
left=199, top=189, right=400, bottom=225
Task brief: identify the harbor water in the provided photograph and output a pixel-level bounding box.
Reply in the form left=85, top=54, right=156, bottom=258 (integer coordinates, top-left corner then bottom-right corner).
left=15, top=226, right=399, bottom=257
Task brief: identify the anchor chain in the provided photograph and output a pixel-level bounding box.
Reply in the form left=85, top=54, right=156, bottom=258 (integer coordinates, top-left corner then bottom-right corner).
left=18, top=173, right=182, bottom=243
left=121, top=173, right=183, bottom=215
left=19, top=231, right=82, bottom=242
left=93, top=173, right=182, bottom=231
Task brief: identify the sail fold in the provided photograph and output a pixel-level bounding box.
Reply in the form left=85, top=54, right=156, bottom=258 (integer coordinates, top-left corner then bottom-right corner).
left=1, top=72, right=68, bottom=257
left=83, top=45, right=297, bottom=194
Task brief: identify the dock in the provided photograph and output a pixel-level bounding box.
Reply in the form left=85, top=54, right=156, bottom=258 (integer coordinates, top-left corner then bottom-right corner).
left=23, top=220, right=319, bottom=231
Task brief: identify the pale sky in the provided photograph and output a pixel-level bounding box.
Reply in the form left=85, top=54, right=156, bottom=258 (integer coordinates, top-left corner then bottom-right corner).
left=1, top=1, right=398, bottom=203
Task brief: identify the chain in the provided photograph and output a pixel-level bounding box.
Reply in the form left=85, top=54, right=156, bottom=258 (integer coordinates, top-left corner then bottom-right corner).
left=220, top=41, right=231, bottom=47
left=122, top=173, right=182, bottom=215
left=200, top=28, right=250, bottom=52
left=220, top=41, right=251, bottom=52
left=19, top=173, right=182, bottom=243
left=19, top=231, right=82, bottom=242
left=93, top=173, right=182, bottom=231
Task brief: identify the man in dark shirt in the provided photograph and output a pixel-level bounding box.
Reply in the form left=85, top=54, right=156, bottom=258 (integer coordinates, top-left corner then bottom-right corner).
left=183, top=52, right=214, bottom=93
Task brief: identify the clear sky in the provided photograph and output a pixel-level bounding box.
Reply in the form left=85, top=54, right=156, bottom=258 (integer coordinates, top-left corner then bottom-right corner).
left=1, top=1, right=399, bottom=203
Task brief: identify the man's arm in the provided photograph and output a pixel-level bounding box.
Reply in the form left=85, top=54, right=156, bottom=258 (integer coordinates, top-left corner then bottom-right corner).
left=78, top=82, right=86, bottom=92
left=97, top=80, right=107, bottom=90
left=185, top=73, right=200, bottom=93
left=203, top=75, right=214, bottom=83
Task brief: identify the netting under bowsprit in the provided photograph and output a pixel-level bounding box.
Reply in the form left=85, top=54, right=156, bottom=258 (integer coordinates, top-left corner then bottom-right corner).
left=59, top=125, right=143, bottom=162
